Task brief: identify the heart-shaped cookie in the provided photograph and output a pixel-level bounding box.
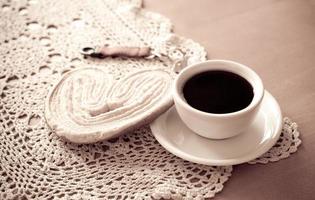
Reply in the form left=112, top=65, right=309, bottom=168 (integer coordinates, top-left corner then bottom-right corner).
left=45, top=67, right=174, bottom=143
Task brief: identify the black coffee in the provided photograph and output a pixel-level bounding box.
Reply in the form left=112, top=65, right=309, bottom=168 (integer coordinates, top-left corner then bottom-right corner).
left=183, top=70, right=254, bottom=114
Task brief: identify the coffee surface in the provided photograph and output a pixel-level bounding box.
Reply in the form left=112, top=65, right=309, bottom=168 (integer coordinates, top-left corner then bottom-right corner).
left=183, top=70, right=254, bottom=114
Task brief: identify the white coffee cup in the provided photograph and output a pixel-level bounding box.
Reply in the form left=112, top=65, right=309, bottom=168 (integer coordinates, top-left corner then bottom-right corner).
left=173, top=60, right=264, bottom=139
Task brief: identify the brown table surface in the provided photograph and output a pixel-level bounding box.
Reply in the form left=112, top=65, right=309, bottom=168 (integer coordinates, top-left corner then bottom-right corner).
left=145, top=0, right=315, bottom=199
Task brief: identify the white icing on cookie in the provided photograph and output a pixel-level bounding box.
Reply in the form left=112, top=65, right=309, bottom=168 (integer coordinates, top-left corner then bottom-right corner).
left=45, top=67, right=174, bottom=143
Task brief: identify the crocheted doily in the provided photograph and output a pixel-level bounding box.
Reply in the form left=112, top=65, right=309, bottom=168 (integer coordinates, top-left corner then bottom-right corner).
left=0, top=0, right=301, bottom=199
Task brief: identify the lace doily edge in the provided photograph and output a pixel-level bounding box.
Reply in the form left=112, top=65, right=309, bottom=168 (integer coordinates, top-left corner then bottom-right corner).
left=248, top=117, right=302, bottom=164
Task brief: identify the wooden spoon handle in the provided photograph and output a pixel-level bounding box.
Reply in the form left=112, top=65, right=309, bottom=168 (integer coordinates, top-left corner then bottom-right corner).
left=99, top=46, right=151, bottom=57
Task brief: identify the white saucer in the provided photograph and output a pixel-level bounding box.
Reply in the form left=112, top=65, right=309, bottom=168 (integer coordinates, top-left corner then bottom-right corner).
left=150, top=91, right=282, bottom=166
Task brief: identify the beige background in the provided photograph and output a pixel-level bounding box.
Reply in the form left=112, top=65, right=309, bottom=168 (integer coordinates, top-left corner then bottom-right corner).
left=145, top=0, right=315, bottom=199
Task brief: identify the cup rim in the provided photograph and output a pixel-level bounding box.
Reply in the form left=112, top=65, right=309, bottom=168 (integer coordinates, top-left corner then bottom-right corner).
left=173, top=59, right=264, bottom=118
